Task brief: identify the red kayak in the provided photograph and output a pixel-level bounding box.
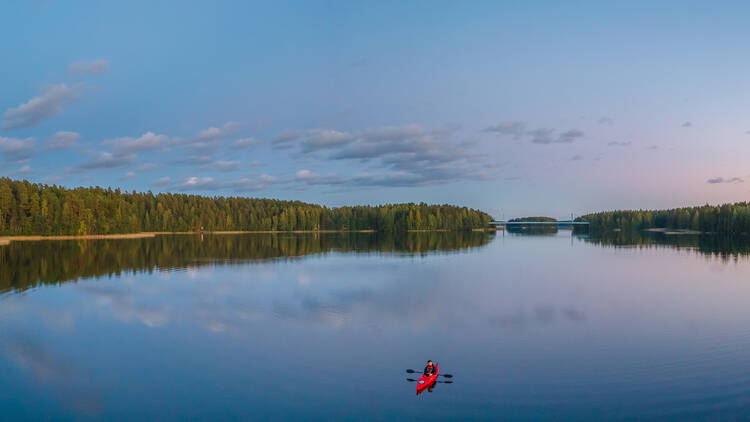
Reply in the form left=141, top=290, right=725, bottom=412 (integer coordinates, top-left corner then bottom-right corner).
left=416, top=364, right=439, bottom=394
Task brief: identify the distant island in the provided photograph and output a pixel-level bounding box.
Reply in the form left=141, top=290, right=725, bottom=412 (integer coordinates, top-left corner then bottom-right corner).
left=0, top=178, right=493, bottom=236
left=508, top=216, right=557, bottom=223
left=576, top=203, right=750, bottom=235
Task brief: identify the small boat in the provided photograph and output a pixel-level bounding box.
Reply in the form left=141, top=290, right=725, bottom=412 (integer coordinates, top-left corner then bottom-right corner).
left=416, top=364, right=439, bottom=394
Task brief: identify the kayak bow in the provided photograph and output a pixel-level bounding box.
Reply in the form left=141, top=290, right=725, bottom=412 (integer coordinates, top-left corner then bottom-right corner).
left=416, top=364, right=439, bottom=394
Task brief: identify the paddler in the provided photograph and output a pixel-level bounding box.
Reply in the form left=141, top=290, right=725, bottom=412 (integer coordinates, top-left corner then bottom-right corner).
left=423, top=360, right=436, bottom=376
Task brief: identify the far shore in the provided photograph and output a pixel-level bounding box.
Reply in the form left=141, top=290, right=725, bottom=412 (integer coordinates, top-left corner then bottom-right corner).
left=0, top=228, right=494, bottom=246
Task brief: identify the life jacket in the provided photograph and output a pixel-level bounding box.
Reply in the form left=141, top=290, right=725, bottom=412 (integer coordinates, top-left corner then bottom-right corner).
left=423, top=364, right=436, bottom=376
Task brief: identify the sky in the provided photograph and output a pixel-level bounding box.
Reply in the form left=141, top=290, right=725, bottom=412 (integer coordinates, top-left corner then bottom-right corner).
left=2, top=0, right=750, bottom=219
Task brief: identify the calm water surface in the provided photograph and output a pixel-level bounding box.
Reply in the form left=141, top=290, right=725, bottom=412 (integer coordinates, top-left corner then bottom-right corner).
left=3, top=231, right=750, bottom=421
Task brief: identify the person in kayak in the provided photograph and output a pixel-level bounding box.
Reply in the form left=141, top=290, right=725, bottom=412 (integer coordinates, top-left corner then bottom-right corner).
left=423, top=360, right=437, bottom=376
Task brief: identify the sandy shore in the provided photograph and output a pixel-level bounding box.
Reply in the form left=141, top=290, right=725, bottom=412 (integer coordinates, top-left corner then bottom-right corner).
left=0, top=229, right=373, bottom=245
left=0, top=232, right=165, bottom=245
left=207, top=229, right=376, bottom=234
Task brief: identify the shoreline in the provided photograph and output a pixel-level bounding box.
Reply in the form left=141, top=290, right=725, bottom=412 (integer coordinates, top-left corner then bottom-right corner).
left=0, top=228, right=493, bottom=245
left=0, top=231, right=359, bottom=245
left=0, top=232, right=164, bottom=245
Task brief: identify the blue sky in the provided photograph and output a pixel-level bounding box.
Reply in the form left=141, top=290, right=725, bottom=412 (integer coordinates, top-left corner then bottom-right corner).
left=2, top=1, right=750, bottom=218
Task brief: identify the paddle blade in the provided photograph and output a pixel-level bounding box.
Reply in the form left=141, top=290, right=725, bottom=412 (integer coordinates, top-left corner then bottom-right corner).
left=443, top=380, right=453, bottom=384
left=406, top=369, right=419, bottom=374
left=406, top=378, right=418, bottom=382
left=441, top=374, right=453, bottom=378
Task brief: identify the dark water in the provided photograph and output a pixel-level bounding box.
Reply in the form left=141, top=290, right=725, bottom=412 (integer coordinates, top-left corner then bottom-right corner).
left=3, top=231, right=750, bottom=421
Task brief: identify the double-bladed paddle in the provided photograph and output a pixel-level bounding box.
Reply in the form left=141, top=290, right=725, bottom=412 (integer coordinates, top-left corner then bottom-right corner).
left=406, top=378, right=453, bottom=383
left=405, top=369, right=453, bottom=378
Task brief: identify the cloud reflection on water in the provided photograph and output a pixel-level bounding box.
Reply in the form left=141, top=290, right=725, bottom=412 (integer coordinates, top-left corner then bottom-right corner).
left=489, top=305, right=588, bottom=330
left=2, top=334, right=101, bottom=416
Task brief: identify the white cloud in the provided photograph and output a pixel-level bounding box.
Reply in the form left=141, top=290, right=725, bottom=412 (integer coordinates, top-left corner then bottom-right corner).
left=707, top=176, right=743, bottom=184
left=137, top=162, right=159, bottom=171
left=108, top=132, right=171, bottom=154
left=18, top=165, right=33, bottom=174
left=607, top=141, right=631, bottom=147
left=272, top=129, right=356, bottom=151
left=173, top=174, right=280, bottom=192
left=178, top=176, right=219, bottom=190
left=195, top=121, right=240, bottom=142
left=282, top=123, right=497, bottom=188
left=483, top=123, right=584, bottom=145
left=200, top=160, right=240, bottom=172
left=234, top=174, right=277, bottom=191
left=68, top=59, right=109, bottom=75
left=121, top=171, right=136, bottom=179
left=0, top=137, right=36, bottom=160
left=296, top=169, right=314, bottom=180
left=271, top=129, right=357, bottom=152
left=271, top=130, right=301, bottom=148
left=302, top=129, right=356, bottom=151
left=527, top=128, right=555, bottom=144
left=2, top=84, right=81, bottom=129
left=233, top=137, right=260, bottom=149
left=152, top=176, right=171, bottom=187
left=47, top=131, right=80, bottom=150
left=525, top=127, right=585, bottom=144
left=557, top=129, right=585, bottom=143
left=69, top=151, right=136, bottom=172
left=482, top=121, right=526, bottom=138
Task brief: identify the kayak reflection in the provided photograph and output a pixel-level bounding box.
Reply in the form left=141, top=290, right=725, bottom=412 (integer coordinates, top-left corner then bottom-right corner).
left=418, top=378, right=437, bottom=396
left=406, top=377, right=454, bottom=395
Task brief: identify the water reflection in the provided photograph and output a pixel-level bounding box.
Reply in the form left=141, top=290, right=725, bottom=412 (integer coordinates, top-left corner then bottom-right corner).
left=0, top=231, right=495, bottom=294
left=581, top=231, right=750, bottom=261
left=489, top=305, right=587, bottom=330
left=506, top=225, right=559, bottom=235
left=7, top=231, right=750, bottom=420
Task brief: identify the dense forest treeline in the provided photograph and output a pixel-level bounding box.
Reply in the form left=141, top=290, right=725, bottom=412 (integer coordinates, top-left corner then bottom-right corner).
left=508, top=216, right=557, bottom=222
left=0, top=178, right=492, bottom=235
left=0, top=231, right=494, bottom=292
left=576, top=203, right=750, bottom=235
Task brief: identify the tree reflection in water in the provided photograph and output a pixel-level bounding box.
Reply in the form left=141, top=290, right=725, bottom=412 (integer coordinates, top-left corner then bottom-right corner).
left=0, top=231, right=495, bottom=293
left=581, top=231, right=750, bottom=262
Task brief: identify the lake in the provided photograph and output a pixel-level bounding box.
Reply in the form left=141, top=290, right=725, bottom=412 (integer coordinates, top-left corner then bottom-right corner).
left=3, top=230, right=750, bottom=421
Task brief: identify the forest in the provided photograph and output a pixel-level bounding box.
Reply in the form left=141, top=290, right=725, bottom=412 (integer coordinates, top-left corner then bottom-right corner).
left=576, top=203, right=750, bottom=235
left=0, top=178, right=493, bottom=235
left=508, top=216, right=557, bottom=223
